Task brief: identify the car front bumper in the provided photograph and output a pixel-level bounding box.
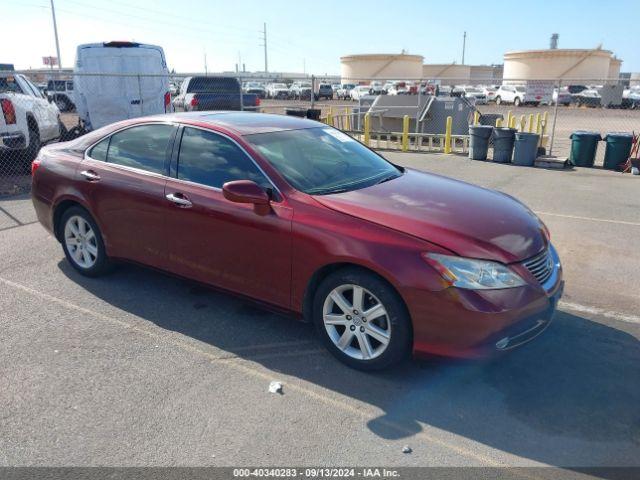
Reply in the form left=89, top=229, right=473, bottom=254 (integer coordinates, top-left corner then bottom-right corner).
left=407, top=246, right=564, bottom=358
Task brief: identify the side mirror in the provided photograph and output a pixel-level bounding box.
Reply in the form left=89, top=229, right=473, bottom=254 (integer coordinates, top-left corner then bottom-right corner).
left=222, top=180, right=270, bottom=205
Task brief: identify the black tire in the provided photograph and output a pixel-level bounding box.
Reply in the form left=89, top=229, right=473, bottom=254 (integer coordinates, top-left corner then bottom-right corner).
left=20, top=121, right=40, bottom=173
left=58, top=118, right=68, bottom=141
left=514, top=97, right=521, bottom=107
left=60, top=206, right=113, bottom=277
left=312, top=267, right=412, bottom=370
left=495, top=96, right=502, bottom=105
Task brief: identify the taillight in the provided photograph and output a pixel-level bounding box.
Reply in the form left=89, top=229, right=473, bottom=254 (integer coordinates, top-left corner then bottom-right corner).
left=164, top=91, right=170, bottom=112
left=1, top=99, right=16, bottom=125
left=190, top=97, right=198, bottom=107
left=31, top=157, right=41, bottom=176
left=255, top=97, right=261, bottom=107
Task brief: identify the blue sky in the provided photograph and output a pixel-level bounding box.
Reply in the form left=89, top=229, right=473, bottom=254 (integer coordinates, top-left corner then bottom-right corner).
left=3, top=0, right=639, bottom=73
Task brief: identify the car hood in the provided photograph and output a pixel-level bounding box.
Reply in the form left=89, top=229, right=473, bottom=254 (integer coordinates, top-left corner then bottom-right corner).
left=313, top=169, right=547, bottom=264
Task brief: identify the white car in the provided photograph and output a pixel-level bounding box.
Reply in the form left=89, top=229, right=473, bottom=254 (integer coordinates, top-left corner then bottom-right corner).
left=494, top=85, right=529, bottom=106
left=454, top=86, right=487, bottom=104
left=350, top=85, right=371, bottom=101
left=336, top=83, right=356, bottom=100
left=266, top=83, right=290, bottom=99
left=74, top=41, right=171, bottom=131
left=481, top=86, right=498, bottom=102
left=0, top=73, right=62, bottom=171
left=386, top=82, right=409, bottom=95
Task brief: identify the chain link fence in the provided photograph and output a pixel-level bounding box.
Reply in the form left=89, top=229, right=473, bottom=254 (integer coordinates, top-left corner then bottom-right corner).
left=2, top=70, right=639, bottom=196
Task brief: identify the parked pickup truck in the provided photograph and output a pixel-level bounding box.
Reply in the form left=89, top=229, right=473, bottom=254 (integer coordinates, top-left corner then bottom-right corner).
left=173, top=77, right=260, bottom=112
left=1, top=73, right=63, bottom=172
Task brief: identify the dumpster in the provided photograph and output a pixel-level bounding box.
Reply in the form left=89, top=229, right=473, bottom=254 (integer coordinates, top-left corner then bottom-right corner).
left=569, top=131, right=601, bottom=167
left=492, top=127, right=517, bottom=163
left=513, top=132, right=540, bottom=166
left=468, top=125, right=493, bottom=160
left=285, top=108, right=306, bottom=118
left=603, top=132, right=633, bottom=170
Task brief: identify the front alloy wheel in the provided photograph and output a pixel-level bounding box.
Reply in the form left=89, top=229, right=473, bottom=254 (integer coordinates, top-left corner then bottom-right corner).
left=323, top=284, right=391, bottom=361
left=313, top=268, right=411, bottom=370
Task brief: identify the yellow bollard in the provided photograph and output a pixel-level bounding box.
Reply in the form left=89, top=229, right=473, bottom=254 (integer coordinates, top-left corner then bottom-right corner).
left=473, top=110, right=480, bottom=126
left=364, top=113, right=371, bottom=146
left=327, top=107, right=333, bottom=127
left=496, top=118, right=503, bottom=128
left=506, top=110, right=512, bottom=128
left=535, top=113, right=541, bottom=134
left=528, top=114, right=534, bottom=133
left=402, top=115, right=410, bottom=152
left=509, top=115, right=517, bottom=129
left=520, top=115, right=526, bottom=131
left=444, top=116, right=453, bottom=154
left=344, top=108, right=351, bottom=131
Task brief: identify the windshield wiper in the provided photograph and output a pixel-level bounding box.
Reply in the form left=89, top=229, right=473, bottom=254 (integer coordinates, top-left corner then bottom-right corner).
left=375, top=173, right=400, bottom=185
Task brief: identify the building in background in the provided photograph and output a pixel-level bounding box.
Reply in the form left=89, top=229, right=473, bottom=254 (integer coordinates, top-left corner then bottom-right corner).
left=421, top=64, right=503, bottom=85
left=340, top=53, right=424, bottom=82
left=503, top=48, right=622, bottom=82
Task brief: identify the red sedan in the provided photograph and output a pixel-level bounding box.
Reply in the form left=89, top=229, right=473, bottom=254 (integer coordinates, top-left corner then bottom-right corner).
left=31, top=112, right=563, bottom=370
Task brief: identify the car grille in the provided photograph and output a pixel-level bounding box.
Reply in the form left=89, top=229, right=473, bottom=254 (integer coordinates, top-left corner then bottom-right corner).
left=522, top=248, right=554, bottom=285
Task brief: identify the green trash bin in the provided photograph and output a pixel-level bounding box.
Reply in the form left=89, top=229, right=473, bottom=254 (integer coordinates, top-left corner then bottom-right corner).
left=569, top=131, right=601, bottom=167
left=603, top=132, right=633, bottom=170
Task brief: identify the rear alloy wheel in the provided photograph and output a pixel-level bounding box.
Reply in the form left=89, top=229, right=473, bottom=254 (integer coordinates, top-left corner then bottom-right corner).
left=514, top=97, right=521, bottom=107
left=495, top=96, right=502, bottom=105
left=313, top=268, right=411, bottom=370
left=61, top=207, right=112, bottom=277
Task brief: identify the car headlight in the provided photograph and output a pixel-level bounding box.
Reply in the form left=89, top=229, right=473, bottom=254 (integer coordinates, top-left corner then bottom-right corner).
left=423, top=253, right=527, bottom=290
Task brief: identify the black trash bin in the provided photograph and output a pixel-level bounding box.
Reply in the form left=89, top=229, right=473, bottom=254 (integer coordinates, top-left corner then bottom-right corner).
left=603, top=132, right=633, bottom=170
left=492, top=127, right=517, bottom=163
left=513, top=132, right=540, bottom=166
left=569, top=131, right=601, bottom=167
left=468, top=125, right=493, bottom=160
left=285, top=108, right=306, bottom=118
left=306, top=108, right=321, bottom=121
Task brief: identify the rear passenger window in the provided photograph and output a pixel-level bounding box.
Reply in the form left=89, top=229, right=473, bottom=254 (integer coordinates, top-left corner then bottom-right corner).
left=106, top=124, right=173, bottom=175
left=89, top=138, right=109, bottom=161
left=177, top=127, right=269, bottom=189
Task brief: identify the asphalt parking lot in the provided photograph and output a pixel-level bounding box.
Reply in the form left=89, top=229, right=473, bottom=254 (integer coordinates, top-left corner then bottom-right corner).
left=0, top=153, right=639, bottom=468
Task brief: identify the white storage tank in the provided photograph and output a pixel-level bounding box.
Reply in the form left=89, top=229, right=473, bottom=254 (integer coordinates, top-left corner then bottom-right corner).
left=341, top=53, right=424, bottom=82
left=503, top=48, right=621, bottom=81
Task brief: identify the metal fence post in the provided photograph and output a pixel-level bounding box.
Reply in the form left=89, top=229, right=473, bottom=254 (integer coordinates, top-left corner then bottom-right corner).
left=548, top=79, right=561, bottom=156
left=239, top=76, right=244, bottom=111
left=415, top=82, right=422, bottom=135
left=310, top=75, right=315, bottom=109
left=136, top=74, right=143, bottom=116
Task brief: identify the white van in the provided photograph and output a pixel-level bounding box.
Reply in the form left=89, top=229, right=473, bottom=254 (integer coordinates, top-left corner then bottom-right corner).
left=74, top=42, right=171, bottom=130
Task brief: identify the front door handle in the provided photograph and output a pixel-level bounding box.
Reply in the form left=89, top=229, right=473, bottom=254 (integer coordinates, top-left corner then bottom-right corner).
left=80, top=170, right=100, bottom=181
left=166, top=193, right=193, bottom=208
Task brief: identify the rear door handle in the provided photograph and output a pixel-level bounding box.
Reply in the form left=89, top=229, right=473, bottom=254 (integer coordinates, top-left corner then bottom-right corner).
left=80, top=170, right=100, bottom=181
left=166, top=193, right=192, bottom=208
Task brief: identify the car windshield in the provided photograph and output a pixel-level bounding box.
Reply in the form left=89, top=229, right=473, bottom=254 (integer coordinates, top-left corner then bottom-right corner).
left=465, top=87, right=480, bottom=93
left=246, top=127, right=402, bottom=195
left=515, top=86, right=526, bottom=92
left=273, top=83, right=286, bottom=88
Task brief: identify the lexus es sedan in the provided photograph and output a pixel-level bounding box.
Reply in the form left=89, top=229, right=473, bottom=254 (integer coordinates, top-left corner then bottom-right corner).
left=31, top=112, right=563, bottom=370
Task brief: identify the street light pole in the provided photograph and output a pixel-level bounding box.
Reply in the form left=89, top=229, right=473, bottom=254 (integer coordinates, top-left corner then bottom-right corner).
left=461, top=31, right=466, bottom=65
left=50, top=0, right=62, bottom=70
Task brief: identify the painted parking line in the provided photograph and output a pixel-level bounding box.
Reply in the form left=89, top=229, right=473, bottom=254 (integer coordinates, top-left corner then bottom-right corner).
left=559, top=301, right=640, bottom=325
left=0, top=275, right=518, bottom=468
left=536, top=211, right=640, bottom=227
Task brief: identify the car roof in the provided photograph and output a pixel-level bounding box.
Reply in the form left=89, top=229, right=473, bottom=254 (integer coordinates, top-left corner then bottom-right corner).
left=154, top=111, right=321, bottom=136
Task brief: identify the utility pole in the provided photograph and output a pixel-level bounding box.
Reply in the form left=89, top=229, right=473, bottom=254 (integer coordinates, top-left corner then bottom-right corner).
left=50, top=0, right=62, bottom=69
left=204, top=52, right=208, bottom=74
left=461, top=31, right=467, bottom=65
left=261, top=22, right=268, bottom=73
